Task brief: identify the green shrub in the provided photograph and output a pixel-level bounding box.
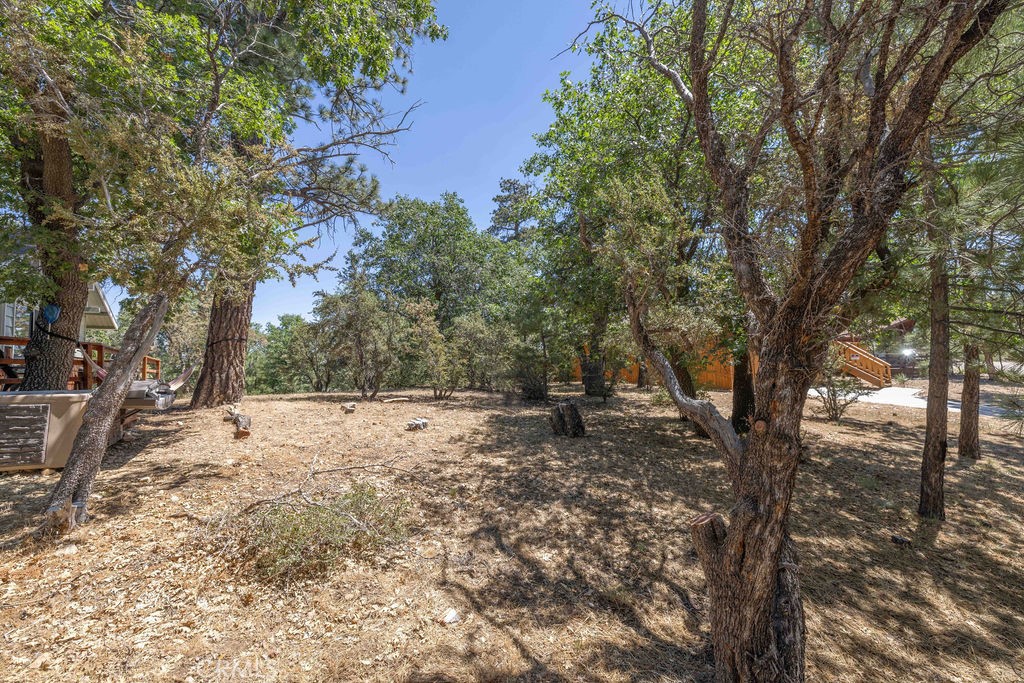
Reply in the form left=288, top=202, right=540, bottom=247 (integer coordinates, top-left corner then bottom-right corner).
left=651, top=387, right=673, bottom=406
left=814, top=350, right=872, bottom=423
left=1005, top=392, right=1024, bottom=437
left=513, top=346, right=549, bottom=401
left=230, top=483, right=408, bottom=583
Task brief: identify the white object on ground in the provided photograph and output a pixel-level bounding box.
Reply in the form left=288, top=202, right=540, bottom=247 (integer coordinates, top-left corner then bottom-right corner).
left=406, top=418, right=429, bottom=431
left=438, top=607, right=460, bottom=625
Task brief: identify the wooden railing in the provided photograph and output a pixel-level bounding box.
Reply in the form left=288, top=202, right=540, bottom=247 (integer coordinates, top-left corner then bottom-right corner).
left=0, top=336, right=160, bottom=390
left=835, top=340, right=892, bottom=388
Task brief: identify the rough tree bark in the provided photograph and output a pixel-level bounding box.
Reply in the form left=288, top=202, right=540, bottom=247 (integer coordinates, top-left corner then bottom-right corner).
left=730, top=348, right=756, bottom=434
left=671, top=353, right=699, bottom=399
left=549, top=401, right=585, bottom=437
left=190, top=278, right=256, bottom=409
left=958, top=342, right=980, bottom=459
left=20, top=270, right=88, bottom=391
left=626, top=287, right=811, bottom=682
left=611, top=2, right=1006, bottom=679
left=43, top=292, right=170, bottom=531
left=920, top=153, right=950, bottom=521
left=18, top=133, right=89, bottom=392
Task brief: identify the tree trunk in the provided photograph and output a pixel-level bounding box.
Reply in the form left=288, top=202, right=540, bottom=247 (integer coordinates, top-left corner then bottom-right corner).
left=919, top=207, right=950, bottom=520
left=19, top=132, right=89, bottom=392
left=691, top=350, right=810, bottom=683
left=982, top=349, right=998, bottom=380
left=43, top=292, right=170, bottom=531
left=625, top=287, right=809, bottom=682
left=581, top=352, right=606, bottom=397
left=190, top=278, right=256, bottom=409
left=20, top=275, right=89, bottom=391
left=959, top=342, right=980, bottom=460
left=731, top=348, right=756, bottom=434
left=669, top=352, right=710, bottom=438
left=675, top=358, right=698, bottom=398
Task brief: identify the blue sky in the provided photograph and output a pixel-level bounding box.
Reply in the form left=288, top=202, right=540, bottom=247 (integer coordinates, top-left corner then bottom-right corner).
left=250, top=1, right=596, bottom=324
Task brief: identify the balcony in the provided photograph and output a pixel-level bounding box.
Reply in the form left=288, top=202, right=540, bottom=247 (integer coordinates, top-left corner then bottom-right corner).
left=0, top=336, right=160, bottom=391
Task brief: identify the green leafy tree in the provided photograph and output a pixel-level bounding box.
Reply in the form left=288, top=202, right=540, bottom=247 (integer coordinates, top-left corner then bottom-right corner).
left=247, top=315, right=337, bottom=395
left=488, top=177, right=537, bottom=242
left=0, top=0, right=445, bottom=529
left=527, top=27, right=742, bottom=405
left=451, top=310, right=515, bottom=391
left=315, top=274, right=405, bottom=400
left=584, top=2, right=1011, bottom=678
left=353, top=193, right=505, bottom=331
left=185, top=0, right=446, bottom=408
left=405, top=299, right=463, bottom=400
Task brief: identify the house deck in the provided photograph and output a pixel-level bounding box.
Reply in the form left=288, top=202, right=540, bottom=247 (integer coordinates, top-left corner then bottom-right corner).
left=0, top=336, right=161, bottom=391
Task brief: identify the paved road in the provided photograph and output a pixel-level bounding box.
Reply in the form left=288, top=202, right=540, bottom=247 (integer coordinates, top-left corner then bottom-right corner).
left=810, top=386, right=1007, bottom=417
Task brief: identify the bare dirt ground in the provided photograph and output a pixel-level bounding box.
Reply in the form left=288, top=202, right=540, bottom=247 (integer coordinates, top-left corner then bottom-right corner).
left=1, top=386, right=1022, bottom=682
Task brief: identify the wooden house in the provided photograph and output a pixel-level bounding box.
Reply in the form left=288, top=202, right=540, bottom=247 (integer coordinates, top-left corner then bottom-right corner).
left=0, top=285, right=179, bottom=471
left=1, top=284, right=160, bottom=391
left=573, top=340, right=892, bottom=391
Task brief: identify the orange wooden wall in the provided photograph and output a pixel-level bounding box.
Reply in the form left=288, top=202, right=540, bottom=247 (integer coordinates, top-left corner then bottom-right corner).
left=571, top=351, right=740, bottom=390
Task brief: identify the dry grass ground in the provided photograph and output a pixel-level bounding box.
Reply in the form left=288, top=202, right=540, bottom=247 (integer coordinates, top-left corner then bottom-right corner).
left=0, top=386, right=1021, bottom=682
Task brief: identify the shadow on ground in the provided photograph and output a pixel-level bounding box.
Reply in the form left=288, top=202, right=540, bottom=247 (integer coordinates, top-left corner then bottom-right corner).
left=396, top=389, right=1024, bottom=681
left=0, top=404, right=208, bottom=543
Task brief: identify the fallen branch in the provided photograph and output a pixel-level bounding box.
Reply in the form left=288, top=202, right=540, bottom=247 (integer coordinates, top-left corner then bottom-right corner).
left=240, top=455, right=420, bottom=515
left=224, top=405, right=252, bottom=439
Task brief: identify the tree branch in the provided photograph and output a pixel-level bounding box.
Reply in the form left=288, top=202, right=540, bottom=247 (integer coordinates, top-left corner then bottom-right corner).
left=625, top=283, right=742, bottom=487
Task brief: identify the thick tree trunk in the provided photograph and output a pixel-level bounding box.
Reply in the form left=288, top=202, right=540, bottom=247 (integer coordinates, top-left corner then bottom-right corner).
left=919, top=219, right=950, bottom=520
left=959, top=342, right=980, bottom=460
left=43, top=293, right=170, bottom=531
left=692, top=351, right=810, bottom=683
left=19, top=133, right=89, bottom=392
left=190, top=279, right=256, bottom=409
left=21, top=274, right=89, bottom=391
left=675, top=359, right=698, bottom=398
left=731, top=348, right=756, bottom=434
left=625, top=287, right=809, bottom=682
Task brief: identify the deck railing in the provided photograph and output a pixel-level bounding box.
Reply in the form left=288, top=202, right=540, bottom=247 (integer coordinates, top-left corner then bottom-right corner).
left=0, top=336, right=160, bottom=390
left=835, top=340, right=892, bottom=388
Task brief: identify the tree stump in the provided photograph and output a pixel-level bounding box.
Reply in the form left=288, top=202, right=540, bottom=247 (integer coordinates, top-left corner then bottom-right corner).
left=549, top=401, right=585, bottom=437
left=232, top=413, right=252, bottom=439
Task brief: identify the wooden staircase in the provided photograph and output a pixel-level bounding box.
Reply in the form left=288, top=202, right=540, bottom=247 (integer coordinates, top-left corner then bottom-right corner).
left=835, top=341, right=892, bottom=388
